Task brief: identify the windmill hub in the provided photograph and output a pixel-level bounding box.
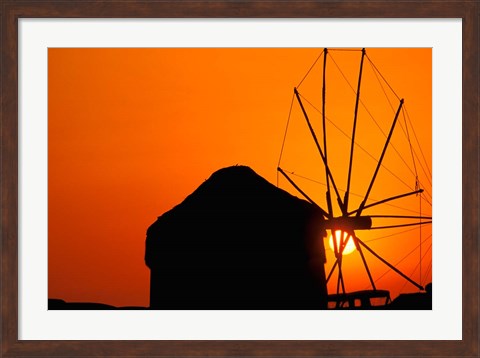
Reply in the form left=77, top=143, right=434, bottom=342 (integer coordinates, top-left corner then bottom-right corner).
left=323, top=216, right=372, bottom=232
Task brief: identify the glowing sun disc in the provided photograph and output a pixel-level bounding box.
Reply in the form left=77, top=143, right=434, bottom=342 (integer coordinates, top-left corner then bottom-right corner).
left=329, top=230, right=356, bottom=255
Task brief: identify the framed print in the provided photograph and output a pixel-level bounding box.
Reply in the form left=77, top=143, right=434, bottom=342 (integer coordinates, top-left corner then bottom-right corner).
left=1, top=1, right=478, bottom=357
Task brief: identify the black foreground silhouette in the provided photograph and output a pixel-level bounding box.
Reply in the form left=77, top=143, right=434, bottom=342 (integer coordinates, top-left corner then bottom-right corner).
left=48, top=299, right=147, bottom=310
left=145, top=165, right=328, bottom=309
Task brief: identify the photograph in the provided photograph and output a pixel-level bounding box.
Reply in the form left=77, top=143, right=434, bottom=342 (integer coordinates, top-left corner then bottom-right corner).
left=47, top=47, right=432, bottom=311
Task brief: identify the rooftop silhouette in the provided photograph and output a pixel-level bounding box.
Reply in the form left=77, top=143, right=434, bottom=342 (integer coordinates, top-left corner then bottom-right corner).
left=145, top=165, right=328, bottom=309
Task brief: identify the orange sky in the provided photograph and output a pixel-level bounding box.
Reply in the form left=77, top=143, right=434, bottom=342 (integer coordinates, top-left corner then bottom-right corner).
left=48, top=48, right=431, bottom=308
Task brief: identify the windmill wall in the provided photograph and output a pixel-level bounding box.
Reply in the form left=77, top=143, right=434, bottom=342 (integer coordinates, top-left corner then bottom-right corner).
left=145, top=166, right=328, bottom=309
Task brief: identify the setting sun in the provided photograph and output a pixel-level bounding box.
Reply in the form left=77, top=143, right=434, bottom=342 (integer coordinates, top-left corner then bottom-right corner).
left=329, top=230, right=356, bottom=256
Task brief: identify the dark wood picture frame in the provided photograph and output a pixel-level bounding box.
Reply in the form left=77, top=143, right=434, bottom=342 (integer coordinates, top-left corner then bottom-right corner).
left=1, top=1, right=478, bottom=357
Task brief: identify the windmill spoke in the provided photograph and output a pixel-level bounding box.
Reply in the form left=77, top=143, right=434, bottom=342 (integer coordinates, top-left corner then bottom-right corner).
left=352, top=234, right=377, bottom=291
left=345, top=48, right=366, bottom=212
left=369, top=221, right=432, bottom=230
left=368, top=215, right=432, bottom=220
left=294, top=87, right=345, bottom=215
left=371, top=234, right=432, bottom=288
left=326, top=259, right=338, bottom=284
left=277, top=167, right=329, bottom=218
left=357, top=98, right=404, bottom=217
left=321, top=49, right=334, bottom=217
left=336, top=257, right=346, bottom=297
left=355, top=236, right=424, bottom=290
left=348, top=189, right=423, bottom=216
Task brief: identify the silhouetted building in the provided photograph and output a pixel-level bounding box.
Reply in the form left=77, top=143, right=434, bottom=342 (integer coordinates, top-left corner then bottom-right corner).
left=387, top=282, right=432, bottom=309
left=145, top=165, right=328, bottom=309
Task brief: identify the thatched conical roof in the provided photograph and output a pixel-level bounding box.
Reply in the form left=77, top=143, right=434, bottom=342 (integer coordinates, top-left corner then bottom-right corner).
left=145, top=165, right=327, bottom=309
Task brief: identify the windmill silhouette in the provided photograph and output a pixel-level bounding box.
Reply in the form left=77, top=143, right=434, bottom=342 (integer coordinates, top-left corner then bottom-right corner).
left=277, top=48, right=432, bottom=309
